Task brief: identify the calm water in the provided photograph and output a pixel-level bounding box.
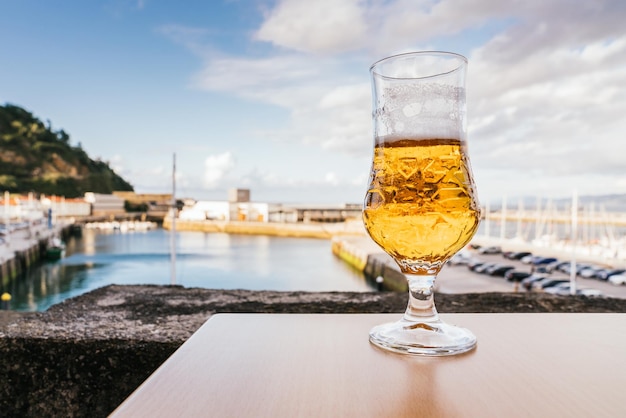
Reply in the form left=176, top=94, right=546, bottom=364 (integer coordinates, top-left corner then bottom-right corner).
left=4, top=228, right=374, bottom=312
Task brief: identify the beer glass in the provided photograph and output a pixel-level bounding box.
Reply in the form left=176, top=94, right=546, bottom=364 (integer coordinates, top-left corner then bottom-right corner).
left=364, top=51, right=480, bottom=356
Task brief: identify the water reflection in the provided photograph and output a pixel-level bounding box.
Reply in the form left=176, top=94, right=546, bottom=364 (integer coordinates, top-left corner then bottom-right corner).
left=7, top=261, right=105, bottom=311
left=3, top=228, right=375, bottom=311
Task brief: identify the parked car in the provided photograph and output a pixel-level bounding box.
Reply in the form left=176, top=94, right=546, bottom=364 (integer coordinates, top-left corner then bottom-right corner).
left=467, top=259, right=485, bottom=271
left=608, top=274, right=626, bottom=286
left=523, top=255, right=557, bottom=266
left=449, top=252, right=472, bottom=265
left=578, top=265, right=605, bottom=279
left=474, top=262, right=499, bottom=274
left=595, top=269, right=626, bottom=281
left=478, top=246, right=502, bottom=255
left=544, top=260, right=562, bottom=272
left=502, top=251, right=515, bottom=259
left=488, top=265, right=516, bottom=277
left=545, top=283, right=575, bottom=295
left=577, top=288, right=604, bottom=297
left=532, top=257, right=558, bottom=266
left=505, top=251, right=532, bottom=260
left=531, top=278, right=570, bottom=292
left=559, top=263, right=595, bottom=276
left=505, top=271, right=531, bottom=282
left=520, top=273, right=550, bottom=291
left=545, top=283, right=603, bottom=297
left=548, top=261, right=572, bottom=273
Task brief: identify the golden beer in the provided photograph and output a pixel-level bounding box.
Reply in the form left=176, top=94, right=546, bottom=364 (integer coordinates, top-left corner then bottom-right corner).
left=363, top=138, right=480, bottom=274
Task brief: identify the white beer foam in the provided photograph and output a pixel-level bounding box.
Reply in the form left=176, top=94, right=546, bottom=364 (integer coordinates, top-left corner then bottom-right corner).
left=374, top=82, right=466, bottom=141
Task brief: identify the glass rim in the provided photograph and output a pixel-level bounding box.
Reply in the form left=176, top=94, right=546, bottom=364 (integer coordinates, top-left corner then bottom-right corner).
left=370, top=51, right=467, bottom=80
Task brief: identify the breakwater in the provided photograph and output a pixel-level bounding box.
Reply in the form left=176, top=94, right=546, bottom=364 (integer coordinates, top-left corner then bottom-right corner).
left=163, top=218, right=365, bottom=239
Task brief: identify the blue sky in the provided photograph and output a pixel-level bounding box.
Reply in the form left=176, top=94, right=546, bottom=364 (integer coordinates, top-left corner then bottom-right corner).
left=1, top=0, right=625, bottom=205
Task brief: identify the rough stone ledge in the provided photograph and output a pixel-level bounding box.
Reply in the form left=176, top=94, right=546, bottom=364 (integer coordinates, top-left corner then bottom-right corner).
left=2, top=284, right=626, bottom=418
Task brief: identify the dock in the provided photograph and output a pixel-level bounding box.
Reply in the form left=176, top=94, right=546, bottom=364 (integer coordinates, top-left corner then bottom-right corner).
left=331, top=235, right=408, bottom=291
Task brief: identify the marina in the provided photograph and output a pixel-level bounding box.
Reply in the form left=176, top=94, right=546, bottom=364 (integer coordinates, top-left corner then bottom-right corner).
left=477, top=196, right=626, bottom=269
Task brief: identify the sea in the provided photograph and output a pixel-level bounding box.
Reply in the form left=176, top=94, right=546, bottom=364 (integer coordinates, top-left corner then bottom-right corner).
left=4, top=228, right=376, bottom=312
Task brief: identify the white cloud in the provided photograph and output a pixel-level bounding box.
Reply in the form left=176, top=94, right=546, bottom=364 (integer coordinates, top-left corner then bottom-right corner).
left=193, top=54, right=322, bottom=106
left=194, top=53, right=372, bottom=155
left=183, top=0, right=626, bottom=201
left=204, top=152, right=236, bottom=188
left=467, top=6, right=626, bottom=191
left=255, top=0, right=368, bottom=54
left=324, top=172, right=339, bottom=186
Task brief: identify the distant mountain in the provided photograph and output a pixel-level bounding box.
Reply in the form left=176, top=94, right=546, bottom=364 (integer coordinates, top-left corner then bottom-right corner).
left=574, top=194, right=626, bottom=213
left=488, top=194, right=626, bottom=213
left=0, top=104, right=133, bottom=198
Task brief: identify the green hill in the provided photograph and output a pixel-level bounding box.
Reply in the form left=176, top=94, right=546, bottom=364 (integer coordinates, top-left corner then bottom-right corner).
left=0, top=103, right=133, bottom=198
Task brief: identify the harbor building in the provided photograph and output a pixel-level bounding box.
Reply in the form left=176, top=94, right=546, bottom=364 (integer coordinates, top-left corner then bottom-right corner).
left=178, top=189, right=361, bottom=224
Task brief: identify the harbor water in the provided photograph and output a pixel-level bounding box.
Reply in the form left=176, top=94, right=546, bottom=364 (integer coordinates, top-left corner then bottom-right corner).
left=3, top=228, right=375, bottom=312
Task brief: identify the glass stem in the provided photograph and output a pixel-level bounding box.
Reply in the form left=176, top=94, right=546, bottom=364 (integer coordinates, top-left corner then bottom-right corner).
left=403, top=274, right=440, bottom=323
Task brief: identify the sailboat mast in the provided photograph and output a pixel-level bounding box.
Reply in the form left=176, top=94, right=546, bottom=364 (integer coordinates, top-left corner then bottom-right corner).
left=569, top=190, right=578, bottom=295
left=170, top=153, right=177, bottom=285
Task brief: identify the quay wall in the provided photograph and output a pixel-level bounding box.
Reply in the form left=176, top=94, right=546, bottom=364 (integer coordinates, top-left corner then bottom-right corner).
left=331, top=236, right=408, bottom=291
left=0, top=224, right=73, bottom=285
left=1, top=246, right=40, bottom=287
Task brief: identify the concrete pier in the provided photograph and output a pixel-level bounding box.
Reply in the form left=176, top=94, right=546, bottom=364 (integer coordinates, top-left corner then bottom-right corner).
left=331, top=236, right=408, bottom=291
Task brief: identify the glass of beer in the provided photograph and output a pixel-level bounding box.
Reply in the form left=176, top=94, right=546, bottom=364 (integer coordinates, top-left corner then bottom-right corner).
left=364, top=51, right=481, bottom=356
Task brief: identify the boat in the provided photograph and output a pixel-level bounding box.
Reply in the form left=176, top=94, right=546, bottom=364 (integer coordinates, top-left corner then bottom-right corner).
left=46, top=237, right=66, bottom=261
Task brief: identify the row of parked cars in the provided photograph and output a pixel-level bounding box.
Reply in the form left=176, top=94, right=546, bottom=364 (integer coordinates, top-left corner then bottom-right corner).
left=449, top=245, right=607, bottom=297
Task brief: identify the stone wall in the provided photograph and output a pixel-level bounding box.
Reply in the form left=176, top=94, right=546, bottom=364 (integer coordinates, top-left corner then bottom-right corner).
left=2, top=285, right=626, bottom=417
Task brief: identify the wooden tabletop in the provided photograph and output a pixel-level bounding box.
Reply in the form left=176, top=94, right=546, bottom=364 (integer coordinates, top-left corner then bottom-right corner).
left=111, top=313, right=626, bottom=417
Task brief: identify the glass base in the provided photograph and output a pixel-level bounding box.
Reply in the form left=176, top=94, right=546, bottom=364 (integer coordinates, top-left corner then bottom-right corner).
left=369, top=318, right=477, bottom=356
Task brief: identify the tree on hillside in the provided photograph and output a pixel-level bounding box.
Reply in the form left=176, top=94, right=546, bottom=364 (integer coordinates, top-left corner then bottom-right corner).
left=0, top=103, right=134, bottom=197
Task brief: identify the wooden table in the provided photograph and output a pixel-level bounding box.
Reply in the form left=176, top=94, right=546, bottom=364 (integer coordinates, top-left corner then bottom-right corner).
left=111, top=313, right=626, bottom=417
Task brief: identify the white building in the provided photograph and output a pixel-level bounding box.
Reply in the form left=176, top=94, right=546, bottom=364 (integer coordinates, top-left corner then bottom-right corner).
left=177, top=188, right=360, bottom=224
left=179, top=201, right=231, bottom=221
left=84, top=192, right=125, bottom=216
left=178, top=200, right=276, bottom=222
